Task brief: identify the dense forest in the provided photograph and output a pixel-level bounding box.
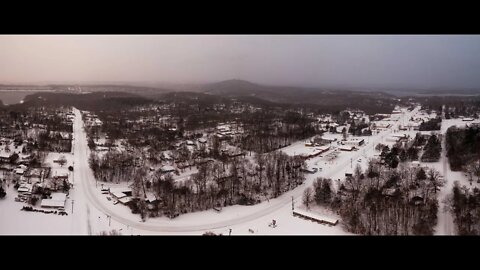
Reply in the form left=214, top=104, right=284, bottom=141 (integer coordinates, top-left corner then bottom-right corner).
left=419, top=118, right=442, bottom=131
left=17, top=92, right=155, bottom=112
left=90, top=149, right=306, bottom=219
left=312, top=162, right=444, bottom=235
left=238, top=111, right=317, bottom=153
left=450, top=182, right=480, bottom=235
left=446, top=126, right=480, bottom=171
left=409, top=96, right=480, bottom=119
left=421, top=134, right=442, bottom=162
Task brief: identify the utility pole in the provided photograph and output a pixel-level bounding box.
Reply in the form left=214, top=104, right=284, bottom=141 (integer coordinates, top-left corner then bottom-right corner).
left=108, top=215, right=111, bottom=227
left=71, top=200, right=74, bottom=214
left=291, top=196, right=294, bottom=210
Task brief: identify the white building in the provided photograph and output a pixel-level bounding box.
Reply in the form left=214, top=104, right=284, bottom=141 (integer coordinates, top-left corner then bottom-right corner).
left=40, top=192, right=67, bottom=209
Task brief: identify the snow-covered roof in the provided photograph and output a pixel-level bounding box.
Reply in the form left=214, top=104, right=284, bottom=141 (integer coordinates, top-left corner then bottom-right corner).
left=14, top=168, right=25, bottom=174
left=112, top=192, right=127, bottom=199
left=18, top=184, right=32, bottom=193
left=41, top=199, right=65, bottom=208
left=161, top=165, right=175, bottom=172
left=316, top=146, right=330, bottom=151
left=51, top=193, right=67, bottom=202
left=145, top=194, right=157, bottom=203
left=118, top=197, right=131, bottom=204
left=41, top=192, right=67, bottom=208
left=17, top=186, right=30, bottom=193
left=293, top=209, right=339, bottom=225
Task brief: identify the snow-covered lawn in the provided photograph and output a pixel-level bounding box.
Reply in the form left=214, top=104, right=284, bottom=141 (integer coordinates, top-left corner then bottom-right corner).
left=0, top=185, right=76, bottom=235
left=44, top=152, right=74, bottom=184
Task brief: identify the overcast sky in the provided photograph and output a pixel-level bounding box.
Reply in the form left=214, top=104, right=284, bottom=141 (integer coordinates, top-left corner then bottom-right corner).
left=1, top=35, right=480, bottom=89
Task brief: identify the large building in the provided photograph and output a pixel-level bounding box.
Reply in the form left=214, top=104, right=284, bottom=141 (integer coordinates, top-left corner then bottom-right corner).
left=342, top=138, right=365, bottom=147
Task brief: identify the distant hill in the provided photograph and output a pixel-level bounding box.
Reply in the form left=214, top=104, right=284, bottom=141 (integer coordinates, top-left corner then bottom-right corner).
left=200, top=79, right=398, bottom=114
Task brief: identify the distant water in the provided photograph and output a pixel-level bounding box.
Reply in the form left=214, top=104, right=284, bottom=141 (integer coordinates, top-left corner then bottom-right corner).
left=0, top=90, right=49, bottom=105
left=414, top=93, right=480, bottom=97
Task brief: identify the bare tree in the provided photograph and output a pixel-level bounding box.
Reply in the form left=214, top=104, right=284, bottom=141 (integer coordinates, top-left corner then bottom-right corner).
left=466, top=159, right=480, bottom=183
left=465, top=162, right=476, bottom=185
left=302, top=187, right=313, bottom=209
left=427, top=168, right=446, bottom=194
left=57, top=155, right=67, bottom=167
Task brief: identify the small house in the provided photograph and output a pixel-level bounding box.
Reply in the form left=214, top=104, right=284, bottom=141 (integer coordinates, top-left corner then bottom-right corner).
left=40, top=192, right=67, bottom=209
left=160, top=165, right=176, bottom=174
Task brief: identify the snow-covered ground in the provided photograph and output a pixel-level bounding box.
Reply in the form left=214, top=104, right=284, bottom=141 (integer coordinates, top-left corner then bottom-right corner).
left=44, top=152, right=74, bottom=183
left=2, top=105, right=473, bottom=235
left=65, top=106, right=419, bottom=235
left=433, top=117, right=480, bottom=235
left=0, top=185, right=76, bottom=235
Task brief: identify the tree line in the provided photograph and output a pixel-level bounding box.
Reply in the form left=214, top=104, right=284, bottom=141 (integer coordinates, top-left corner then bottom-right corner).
left=306, top=161, right=445, bottom=235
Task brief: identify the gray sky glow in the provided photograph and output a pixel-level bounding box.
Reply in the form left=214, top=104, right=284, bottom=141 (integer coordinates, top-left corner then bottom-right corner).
left=1, top=35, right=480, bottom=89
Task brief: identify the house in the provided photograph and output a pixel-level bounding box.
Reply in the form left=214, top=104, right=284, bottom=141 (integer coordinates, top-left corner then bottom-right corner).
left=145, top=194, right=159, bottom=204
left=300, top=146, right=330, bottom=159
left=292, top=209, right=338, bottom=226
left=40, top=192, right=67, bottom=209
left=112, top=192, right=127, bottom=200
left=160, top=165, right=176, bottom=174
left=336, top=126, right=348, bottom=133
left=17, top=183, right=33, bottom=193
left=339, top=145, right=355, bottom=151
left=198, top=138, right=207, bottom=144
left=343, top=138, right=364, bottom=147
left=410, top=196, right=424, bottom=205
left=463, top=118, right=474, bottom=121
left=162, top=152, right=173, bottom=161
left=302, top=167, right=318, bottom=174
left=386, top=136, right=402, bottom=143
left=186, top=140, right=195, bottom=146
left=14, top=167, right=25, bottom=175
left=411, top=161, right=421, bottom=167
left=53, top=173, right=69, bottom=181
left=0, top=153, right=10, bottom=163
left=118, top=197, right=132, bottom=205
left=382, top=188, right=397, bottom=197
left=373, top=121, right=390, bottom=129
left=195, top=158, right=215, bottom=165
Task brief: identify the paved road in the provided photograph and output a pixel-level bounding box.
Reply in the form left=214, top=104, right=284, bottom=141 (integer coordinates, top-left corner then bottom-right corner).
left=434, top=109, right=455, bottom=235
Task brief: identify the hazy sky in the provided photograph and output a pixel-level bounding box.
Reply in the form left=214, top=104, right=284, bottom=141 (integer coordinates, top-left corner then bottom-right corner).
left=1, top=35, right=480, bottom=89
